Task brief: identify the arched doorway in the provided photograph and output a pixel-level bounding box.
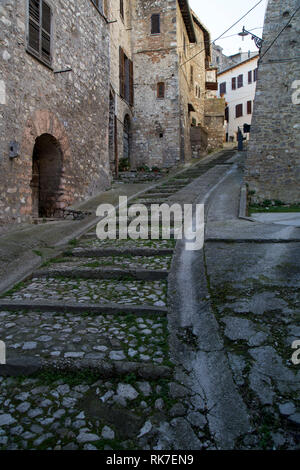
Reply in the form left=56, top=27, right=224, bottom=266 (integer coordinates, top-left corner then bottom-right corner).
left=31, top=134, right=63, bottom=218
left=123, top=114, right=131, bottom=165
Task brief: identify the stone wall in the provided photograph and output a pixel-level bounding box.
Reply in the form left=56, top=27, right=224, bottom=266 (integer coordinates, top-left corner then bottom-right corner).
left=245, top=0, right=300, bottom=204
left=0, top=0, right=110, bottom=223
left=204, top=98, right=225, bottom=150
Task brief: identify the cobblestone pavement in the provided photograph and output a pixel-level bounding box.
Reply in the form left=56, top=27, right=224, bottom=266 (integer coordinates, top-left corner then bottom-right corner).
left=0, top=150, right=238, bottom=450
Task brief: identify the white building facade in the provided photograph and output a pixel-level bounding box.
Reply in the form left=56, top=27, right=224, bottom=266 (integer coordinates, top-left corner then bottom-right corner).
left=217, top=55, right=259, bottom=142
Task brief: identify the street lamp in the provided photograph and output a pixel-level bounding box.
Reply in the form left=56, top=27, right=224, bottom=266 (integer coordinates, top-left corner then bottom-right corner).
left=238, top=26, right=263, bottom=50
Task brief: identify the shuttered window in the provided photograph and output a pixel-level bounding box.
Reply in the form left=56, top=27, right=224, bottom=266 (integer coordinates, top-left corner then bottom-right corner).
left=157, top=82, right=165, bottom=99
left=28, top=0, right=52, bottom=66
left=232, top=77, right=236, bottom=90
left=151, top=14, right=160, bottom=34
left=254, top=68, right=258, bottom=81
left=247, top=100, right=252, bottom=114
left=220, top=82, right=226, bottom=95
left=237, top=74, right=243, bottom=88
left=236, top=104, right=243, bottom=118
left=119, top=47, right=134, bottom=105
left=248, top=71, right=252, bottom=84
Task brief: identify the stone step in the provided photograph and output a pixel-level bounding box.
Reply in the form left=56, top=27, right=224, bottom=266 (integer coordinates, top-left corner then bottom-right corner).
left=3, top=277, right=167, bottom=308
left=140, top=192, right=175, bottom=198
left=0, top=357, right=172, bottom=379
left=0, top=300, right=168, bottom=316
left=33, top=267, right=169, bottom=281
left=70, top=247, right=174, bottom=257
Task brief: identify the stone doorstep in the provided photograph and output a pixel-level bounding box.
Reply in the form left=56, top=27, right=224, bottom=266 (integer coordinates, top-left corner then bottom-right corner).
left=205, top=237, right=300, bottom=243
left=33, top=267, right=169, bottom=281
left=71, top=248, right=175, bottom=257
left=0, top=357, right=172, bottom=379
left=0, top=300, right=168, bottom=316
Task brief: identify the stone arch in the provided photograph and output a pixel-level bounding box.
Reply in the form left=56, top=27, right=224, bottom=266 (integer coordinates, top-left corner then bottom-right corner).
left=21, top=110, right=73, bottom=218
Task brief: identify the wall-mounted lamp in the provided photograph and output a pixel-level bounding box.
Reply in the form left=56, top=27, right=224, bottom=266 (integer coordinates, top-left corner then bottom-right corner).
left=238, top=27, right=263, bottom=50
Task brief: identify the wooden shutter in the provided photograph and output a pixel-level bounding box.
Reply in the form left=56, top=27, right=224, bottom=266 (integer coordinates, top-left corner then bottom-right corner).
left=129, top=60, right=134, bottom=106
left=157, top=82, right=165, bottom=99
left=238, top=74, right=243, bottom=88
left=248, top=71, right=252, bottom=84
left=247, top=100, right=252, bottom=114
left=232, top=77, right=236, bottom=90
left=119, top=47, right=125, bottom=98
left=235, top=104, right=243, bottom=118
left=220, top=82, right=226, bottom=95
left=41, top=1, right=51, bottom=63
left=151, top=14, right=160, bottom=34
left=28, top=0, right=40, bottom=54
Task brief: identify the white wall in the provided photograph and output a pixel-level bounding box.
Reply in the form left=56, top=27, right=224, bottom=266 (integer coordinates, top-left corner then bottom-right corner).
left=217, top=57, right=258, bottom=141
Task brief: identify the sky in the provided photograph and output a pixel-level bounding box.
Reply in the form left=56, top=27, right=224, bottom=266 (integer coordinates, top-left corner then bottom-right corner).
left=189, top=0, right=268, bottom=56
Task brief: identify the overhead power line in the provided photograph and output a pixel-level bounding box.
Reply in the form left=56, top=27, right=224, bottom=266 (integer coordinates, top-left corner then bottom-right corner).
left=180, top=0, right=264, bottom=68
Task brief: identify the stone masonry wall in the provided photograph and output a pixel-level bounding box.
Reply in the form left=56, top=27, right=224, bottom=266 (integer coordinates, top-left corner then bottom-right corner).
left=0, top=0, right=110, bottom=224
left=132, top=0, right=181, bottom=168
left=245, top=0, right=300, bottom=204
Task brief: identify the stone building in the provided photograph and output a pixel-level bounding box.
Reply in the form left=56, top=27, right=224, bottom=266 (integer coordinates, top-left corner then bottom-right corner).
left=0, top=0, right=110, bottom=224
left=245, top=0, right=300, bottom=204
left=108, top=0, right=224, bottom=172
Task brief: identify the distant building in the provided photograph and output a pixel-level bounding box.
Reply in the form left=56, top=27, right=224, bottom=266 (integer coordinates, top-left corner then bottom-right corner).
left=217, top=55, right=259, bottom=142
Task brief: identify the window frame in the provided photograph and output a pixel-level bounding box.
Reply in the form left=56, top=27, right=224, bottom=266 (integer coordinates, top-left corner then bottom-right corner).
left=26, top=0, right=53, bottom=69
left=248, top=70, right=252, bottom=84
left=235, top=104, right=243, bottom=118
left=232, top=77, right=236, bottom=90
left=237, top=74, right=243, bottom=88
left=151, top=13, right=161, bottom=35
left=247, top=100, right=252, bottom=115
left=157, top=82, right=165, bottom=99
left=220, top=82, right=226, bottom=95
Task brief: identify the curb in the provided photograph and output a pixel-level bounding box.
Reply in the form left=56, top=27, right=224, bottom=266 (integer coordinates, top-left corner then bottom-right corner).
left=0, top=357, right=172, bottom=379
left=0, top=300, right=168, bottom=316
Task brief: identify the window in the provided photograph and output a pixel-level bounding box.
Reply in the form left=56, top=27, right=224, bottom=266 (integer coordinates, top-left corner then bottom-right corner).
left=183, top=34, right=186, bottom=55
left=28, top=0, right=52, bottom=66
left=190, top=66, right=194, bottom=86
left=247, top=100, right=252, bottom=114
left=232, top=77, right=236, bottom=90
left=248, top=71, right=252, bottom=84
left=120, top=0, right=124, bottom=19
left=237, top=74, right=243, bottom=88
left=254, top=68, right=258, bottom=81
left=220, top=82, right=226, bottom=95
left=151, top=14, right=160, bottom=34
left=119, top=47, right=134, bottom=105
left=157, top=82, right=165, bottom=99
left=225, top=107, right=229, bottom=122
left=235, top=104, right=243, bottom=118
